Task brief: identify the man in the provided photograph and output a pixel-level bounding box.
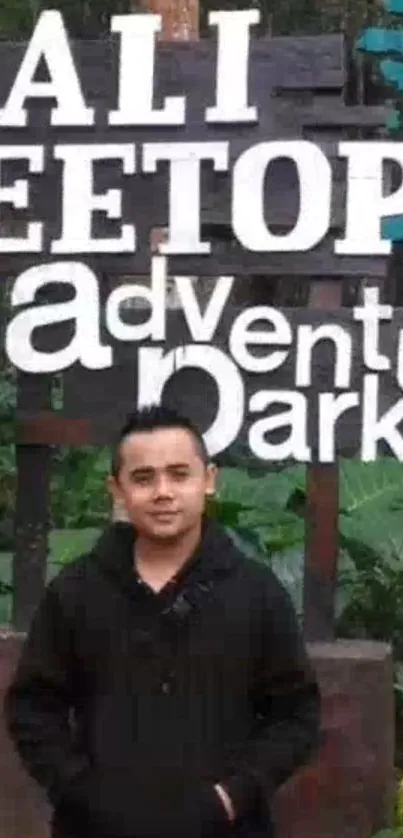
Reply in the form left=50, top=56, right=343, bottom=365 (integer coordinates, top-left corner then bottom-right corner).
left=5, top=405, right=320, bottom=838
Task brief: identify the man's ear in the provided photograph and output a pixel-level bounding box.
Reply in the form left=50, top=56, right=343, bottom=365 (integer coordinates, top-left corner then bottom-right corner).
left=107, top=474, right=121, bottom=501
left=205, top=462, right=218, bottom=497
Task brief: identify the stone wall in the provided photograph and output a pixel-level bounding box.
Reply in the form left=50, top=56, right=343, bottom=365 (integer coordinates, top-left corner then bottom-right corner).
left=0, top=633, right=395, bottom=838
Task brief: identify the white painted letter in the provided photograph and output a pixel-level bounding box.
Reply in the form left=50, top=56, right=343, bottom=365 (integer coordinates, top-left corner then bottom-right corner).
left=206, top=9, right=259, bottom=124
left=109, top=15, right=185, bottom=125
left=295, top=324, right=352, bottom=388
left=5, top=262, right=111, bottom=373
left=229, top=306, right=292, bottom=372
left=361, top=374, right=403, bottom=460
left=337, top=141, right=403, bottom=255
left=353, top=285, right=392, bottom=371
left=0, top=146, right=43, bottom=251
left=0, top=11, right=93, bottom=127
left=138, top=345, right=244, bottom=455
left=143, top=142, right=228, bottom=254
left=52, top=144, right=135, bottom=254
left=396, top=329, right=403, bottom=390
left=174, top=275, right=234, bottom=341
left=233, top=141, right=331, bottom=252
left=249, top=390, right=311, bottom=461
left=318, top=392, right=360, bottom=462
left=106, top=256, right=166, bottom=341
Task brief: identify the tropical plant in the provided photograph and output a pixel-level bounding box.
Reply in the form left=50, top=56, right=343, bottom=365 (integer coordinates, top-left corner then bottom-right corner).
left=337, top=460, right=403, bottom=656
left=50, top=446, right=111, bottom=530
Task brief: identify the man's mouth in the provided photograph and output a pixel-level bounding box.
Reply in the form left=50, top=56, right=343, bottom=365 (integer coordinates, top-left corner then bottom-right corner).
left=151, top=510, right=179, bottom=521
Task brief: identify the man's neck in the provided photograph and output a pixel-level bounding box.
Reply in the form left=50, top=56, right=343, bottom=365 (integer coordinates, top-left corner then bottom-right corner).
left=134, top=522, right=202, bottom=589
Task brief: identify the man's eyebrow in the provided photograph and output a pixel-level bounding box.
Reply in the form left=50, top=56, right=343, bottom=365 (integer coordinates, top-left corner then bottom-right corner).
left=129, top=463, right=191, bottom=475
left=167, top=463, right=191, bottom=469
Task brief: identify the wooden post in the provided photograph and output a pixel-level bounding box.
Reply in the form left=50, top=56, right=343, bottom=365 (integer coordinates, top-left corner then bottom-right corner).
left=13, top=373, right=51, bottom=631
left=141, top=0, right=198, bottom=38
left=302, top=0, right=383, bottom=642
left=303, top=282, right=342, bottom=642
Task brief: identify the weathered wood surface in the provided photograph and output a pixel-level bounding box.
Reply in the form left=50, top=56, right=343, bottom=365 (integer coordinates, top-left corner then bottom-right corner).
left=0, top=35, right=345, bottom=109
left=14, top=306, right=403, bottom=462
left=0, top=33, right=389, bottom=278
left=0, top=247, right=389, bottom=279
left=165, top=244, right=389, bottom=278
left=304, top=280, right=342, bottom=643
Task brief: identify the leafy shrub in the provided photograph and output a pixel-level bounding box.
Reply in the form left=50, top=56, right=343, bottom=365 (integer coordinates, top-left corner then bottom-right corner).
left=50, top=446, right=110, bottom=529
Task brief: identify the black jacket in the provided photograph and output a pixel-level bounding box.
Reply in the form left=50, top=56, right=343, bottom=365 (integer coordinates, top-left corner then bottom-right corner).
left=5, top=519, right=320, bottom=838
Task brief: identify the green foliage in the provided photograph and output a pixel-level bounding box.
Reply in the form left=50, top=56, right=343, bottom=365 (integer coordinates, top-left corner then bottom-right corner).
left=48, top=527, right=101, bottom=565
left=0, top=0, right=369, bottom=41
left=337, top=460, right=403, bottom=658
left=211, top=464, right=306, bottom=551
left=0, top=370, right=16, bottom=442
left=50, top=446, right=110, bottom=529
left=0, top=0, right=136, bottom=39
left=211, top=465, right=357, bottom=620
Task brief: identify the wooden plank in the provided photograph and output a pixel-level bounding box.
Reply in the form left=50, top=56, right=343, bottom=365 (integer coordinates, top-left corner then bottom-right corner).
left=0, top=245, right=388, bottom=280
left=16, top=412, right=91, bottom=446
left=298, top=104, right=391, bottom=129
left=0, top=33, right=345, bottom=275
left=164, top=246, right=389, bottom=279
left=304, top=465, right=339, bottom=640
left=0, top=36, right=345, bottom=113
left=0, top=101, right=345, bottom=245
left=0, top=144, right=352, bottom=254
left=195, top=127, right=394, bottom=231
left=0, top=42, right=386, bottom=277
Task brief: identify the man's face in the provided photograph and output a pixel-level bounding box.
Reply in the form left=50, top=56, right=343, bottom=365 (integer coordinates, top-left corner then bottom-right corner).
left=109, top=427, right=217, bottom=540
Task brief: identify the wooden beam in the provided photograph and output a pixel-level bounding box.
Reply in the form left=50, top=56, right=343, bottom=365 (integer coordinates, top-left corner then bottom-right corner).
left=16, top=412, right=92, bottom=446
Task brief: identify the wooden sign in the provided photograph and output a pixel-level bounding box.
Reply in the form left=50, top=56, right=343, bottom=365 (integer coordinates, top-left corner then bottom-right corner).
left=1, top=8, right=401, bottom=466
left=0, top=7, right=396, bottom=281
left=9, top=262, right=403, bottom=464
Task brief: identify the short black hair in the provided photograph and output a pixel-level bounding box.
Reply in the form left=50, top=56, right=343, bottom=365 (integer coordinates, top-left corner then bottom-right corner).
left=111, top=405, right=209, bottom=478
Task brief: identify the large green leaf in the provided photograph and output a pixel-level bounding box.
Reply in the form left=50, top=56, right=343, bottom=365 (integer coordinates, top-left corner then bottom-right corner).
left=213, top=467, right=306, bottom=553
left=340, top=508, right=403, bottom=564
left=338, top=459, right=403, bottom=566
left=217, top=466, right=306, bottom=510
left=339, top=459, right=403, bottom=516
left=269, top=548, right=357, bottom=619
left=225, top=527, right=355, bottom=622
left=0, top=594, right=11, bottom=626
left=241, top=510, right=305, bottom=554
left=49, top=528, right=101, bottom=565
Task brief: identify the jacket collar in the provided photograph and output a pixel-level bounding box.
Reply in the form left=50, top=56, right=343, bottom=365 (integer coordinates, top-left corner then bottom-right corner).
left=90, top=516, right=241, bottom=595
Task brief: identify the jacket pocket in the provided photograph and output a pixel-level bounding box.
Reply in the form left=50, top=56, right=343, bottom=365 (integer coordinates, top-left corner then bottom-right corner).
left=56, top=766, right=233, bottom=838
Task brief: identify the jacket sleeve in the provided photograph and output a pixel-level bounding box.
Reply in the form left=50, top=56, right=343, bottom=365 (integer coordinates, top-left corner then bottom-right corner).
left=220, top=573, right=321, bottom=819
left=4, top=579, right=91, bottom=809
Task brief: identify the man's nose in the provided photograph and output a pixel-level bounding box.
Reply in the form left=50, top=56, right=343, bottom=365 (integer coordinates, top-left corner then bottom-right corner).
left=153, top=475, right=174, bottom=497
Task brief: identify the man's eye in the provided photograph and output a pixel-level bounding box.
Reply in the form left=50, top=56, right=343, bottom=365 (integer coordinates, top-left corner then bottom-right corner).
left=172, top=471, right=189, bottom=480
left=133, top=474, right=152, bottom=485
